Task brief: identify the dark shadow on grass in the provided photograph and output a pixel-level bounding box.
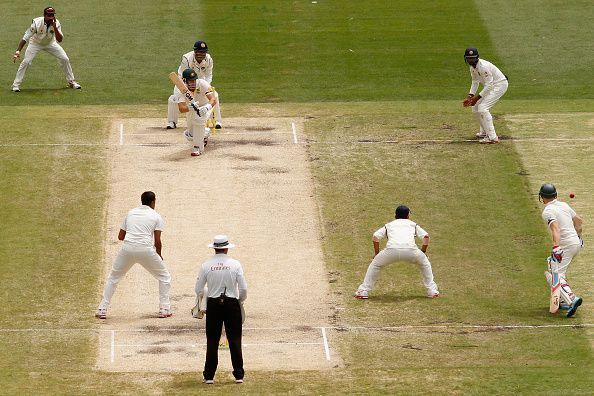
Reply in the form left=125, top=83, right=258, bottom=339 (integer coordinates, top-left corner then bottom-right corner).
left=370, top=294, right=427, bottom=303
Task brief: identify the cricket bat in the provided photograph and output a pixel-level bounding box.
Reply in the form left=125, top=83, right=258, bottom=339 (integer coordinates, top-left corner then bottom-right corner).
left=550, top=270, right=560, bottom=314
left=168, top=72, right=194, bottom=102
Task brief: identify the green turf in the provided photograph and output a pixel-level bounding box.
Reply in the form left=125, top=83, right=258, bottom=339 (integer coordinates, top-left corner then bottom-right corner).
left=1, top=0, right=593, bottom=394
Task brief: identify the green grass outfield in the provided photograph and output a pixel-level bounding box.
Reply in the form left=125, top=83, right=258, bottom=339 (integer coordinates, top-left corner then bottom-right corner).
left=1, top=1, right=593, bottom=394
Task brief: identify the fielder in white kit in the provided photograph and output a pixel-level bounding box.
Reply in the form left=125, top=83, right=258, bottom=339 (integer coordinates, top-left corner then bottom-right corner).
left=174, top=68, right=217, bottom=157
left=11, top=7, right=81, bottom=92
left=462, top=47, right=508, bottom=144
left=538, top=183, right=583, bottom=317
left=166, top=40, right=222, bottom=130
left=354, top=205, right=439, bottom=299
left=95, top=191, right=172, bottom=319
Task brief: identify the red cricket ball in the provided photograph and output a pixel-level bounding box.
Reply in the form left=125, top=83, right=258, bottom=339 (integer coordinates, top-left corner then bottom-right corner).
left=569, top=193, right=575, bottom=198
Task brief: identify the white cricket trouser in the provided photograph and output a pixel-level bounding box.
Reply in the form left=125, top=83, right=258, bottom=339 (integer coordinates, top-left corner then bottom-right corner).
left=98, top=243, right=171, bottom=310
left=472, top=80, right=508, bottom=140
left=167, top=91, right=221, bottom=125
left=544, top=243, right=581, bottom=304
left=187, top=111, right=207, bottom=152
left=13, top=42, right=76, bottom=87
left=358, top=247, right=438, bottom=297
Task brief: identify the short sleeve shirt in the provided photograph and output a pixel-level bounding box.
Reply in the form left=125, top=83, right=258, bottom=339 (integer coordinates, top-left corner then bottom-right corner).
left=373, top=219, right=428, bottom=249
left=121, top=205, right=164, bottom=247
left=23, top=17, right=63, bottom=46
left=173, top=78, right=213, bottom=107
left=541, top=200, right=580, bottom=248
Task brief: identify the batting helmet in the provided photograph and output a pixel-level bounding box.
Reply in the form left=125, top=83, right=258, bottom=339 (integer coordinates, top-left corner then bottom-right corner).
left=464, top=47, right=479, bottom=64
left=539, top=183, right=557, bottom=199
left=182, top=68, right=198, bottom=81
left=193, top=40, right=208, bottom=52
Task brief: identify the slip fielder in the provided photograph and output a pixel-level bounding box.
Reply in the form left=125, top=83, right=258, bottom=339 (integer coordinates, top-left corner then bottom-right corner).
left=462, top=47, right=508, bottom=144
left=11, top=7, right=81, bottom=92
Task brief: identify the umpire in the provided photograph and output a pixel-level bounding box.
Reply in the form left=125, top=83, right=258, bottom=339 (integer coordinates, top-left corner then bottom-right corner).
left=195, top=235, right=247, bottom=384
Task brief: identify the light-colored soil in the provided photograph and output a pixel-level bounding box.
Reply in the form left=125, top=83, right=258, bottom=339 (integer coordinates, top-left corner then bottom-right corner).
left=96, top=117, right=340, bottom=373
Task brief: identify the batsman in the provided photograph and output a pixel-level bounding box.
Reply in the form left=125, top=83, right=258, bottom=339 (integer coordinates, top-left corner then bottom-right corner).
left=539, top=183, right=584, bottom=317
left=172, top=68, right=217, bottom=157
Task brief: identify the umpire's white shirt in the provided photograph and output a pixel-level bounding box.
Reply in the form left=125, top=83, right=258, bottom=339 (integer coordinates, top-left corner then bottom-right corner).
left=23, top=17, right=63, bottom=46
left=469, top=59, right=507, bottom=97
left=195, top=254, right=247, bottom=301
left=374, top=219, right=428, bottom=249
left=178, top=52, right=213, bottom=83
left=121, top=205, right=164, bottom=246
left=541, top=200, right=580, bottom=248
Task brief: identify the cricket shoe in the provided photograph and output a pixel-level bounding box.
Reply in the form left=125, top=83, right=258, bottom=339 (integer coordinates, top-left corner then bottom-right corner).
left=428, top=292, right=440, bottom=298
left=215, top=122, right=222, bottom=129
left=166, top=122, right=177, bottom=129
left=203, top=378, right=214, bottom=385
left=11, top=85, right=20, bottom=92
left=158, top=308, right=172, bottom=318
left=566, top=297, right=582, bottom=318
left=479, top=137, right=499, bottom=144
left=68, top=80, right=81, bottom=89
left=184, top=129, right=193, bottom=141
left=196, top=310, right=205, bottom=319
left=191, top=147, right=202, bottom=157
left=95, top=308, right=107, bottom=319
left=475, top=131, right=486, bottom=138
left=235, top=379, right=244, bottom=384
left=559, top=303, right=571, bottom=310
left=354, top=290, right=369, bottom=299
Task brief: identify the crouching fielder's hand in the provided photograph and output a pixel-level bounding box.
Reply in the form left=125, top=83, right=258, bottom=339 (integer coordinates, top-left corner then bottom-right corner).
left=463, top=94, right=475, bottom=107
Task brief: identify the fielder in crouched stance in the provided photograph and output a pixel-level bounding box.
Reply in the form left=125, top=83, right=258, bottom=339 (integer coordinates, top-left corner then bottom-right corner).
left=539, top=183, right=583, bottom=317
left=174, top=68, right=217, bottom=157
left=95, top=191, right=172, bottom=319
left=355, top=206, right=439, bottom=299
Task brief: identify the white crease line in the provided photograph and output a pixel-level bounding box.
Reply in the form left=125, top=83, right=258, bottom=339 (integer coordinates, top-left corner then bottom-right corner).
left=115, top=342, right=324, bottom=348
left=110, top=330, right=115, bottom=363
left=321, top=327, right=331, bottom=361
left=291, top=122, right=298, bottom=144
left=119, top=123, right=124, bottom=146
left=0, top=324, right=592, bottom=332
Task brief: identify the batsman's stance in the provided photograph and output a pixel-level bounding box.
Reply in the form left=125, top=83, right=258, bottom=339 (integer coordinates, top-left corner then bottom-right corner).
left=166, top=40, right=223, bottom=130
left=174, top=68, right=217, bottom=157
left=462, top=47, right=508, bottom=144
left=539, top=183, right=584, bottom=317
left=354, top=205, right=439, bottom=299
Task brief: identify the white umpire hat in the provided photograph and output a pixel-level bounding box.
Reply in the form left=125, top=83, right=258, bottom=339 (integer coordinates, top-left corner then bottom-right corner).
left=208, top=235, right=235, bottom=249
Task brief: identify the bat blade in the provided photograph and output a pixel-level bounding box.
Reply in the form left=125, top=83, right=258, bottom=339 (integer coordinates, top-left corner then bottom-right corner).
left=550, top=271, right=560, bottom=314
left=168, top=72, right=194, bottom=102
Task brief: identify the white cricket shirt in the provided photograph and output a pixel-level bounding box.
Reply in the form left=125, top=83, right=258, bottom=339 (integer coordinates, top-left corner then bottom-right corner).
left=174, top=78, right=213, bottom=107
left=120, top=205, right=164, bottom=247
left=23, top=17, right=63, bottom=46
left=541, top=200, right=580, bottom=248
left=469, top=59, right=507, bottom=97
left=195, top=254, right=247, bottom=301
left=178, top=52, right=213, bottom=83
left=374, top=219, right=428, bottom=249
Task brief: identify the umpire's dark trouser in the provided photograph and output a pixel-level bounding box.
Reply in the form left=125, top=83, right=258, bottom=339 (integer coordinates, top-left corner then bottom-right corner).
left=203, top=296, right=244, bottom=381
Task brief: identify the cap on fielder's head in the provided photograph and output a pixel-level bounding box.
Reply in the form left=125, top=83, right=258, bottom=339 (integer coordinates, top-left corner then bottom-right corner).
left=395, top=205, right=411, bottom=219
left=208, top=235, right=235, bottom=249
left=539, top=183, right=557, bottom=199
left=182, top=68, right=198, bottom=81
left=44, top=6, right=56, bottom=15
left=464, top=47, right=479, bottom=63
left=193, top=40, right=209, bottom=52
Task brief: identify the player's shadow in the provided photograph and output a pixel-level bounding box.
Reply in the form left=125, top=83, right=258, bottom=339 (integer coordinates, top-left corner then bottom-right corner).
left=371, top=294, right=427, bottom=303
left=14, top=87, right=70, bottom=93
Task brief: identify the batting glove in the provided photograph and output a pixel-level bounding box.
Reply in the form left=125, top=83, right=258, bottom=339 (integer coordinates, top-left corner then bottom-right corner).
left=197, top=103, right=212, bottom=117
left=551, top=246, right=563, bottom=263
